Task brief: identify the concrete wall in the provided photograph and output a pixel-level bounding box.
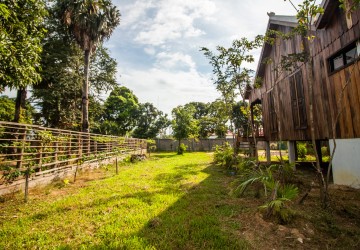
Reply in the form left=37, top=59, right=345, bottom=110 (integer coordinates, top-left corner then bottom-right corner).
left=329, top=139, right=360, bottom=188
left=156, top=138, right=235, bottom=152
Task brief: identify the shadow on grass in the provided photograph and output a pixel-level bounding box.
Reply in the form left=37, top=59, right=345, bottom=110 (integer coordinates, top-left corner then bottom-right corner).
left=92, top=163, right=250, bottom=249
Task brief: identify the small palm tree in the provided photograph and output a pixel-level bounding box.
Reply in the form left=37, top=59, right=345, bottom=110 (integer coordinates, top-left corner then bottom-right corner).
left=57, top=0, right=120, bottom=132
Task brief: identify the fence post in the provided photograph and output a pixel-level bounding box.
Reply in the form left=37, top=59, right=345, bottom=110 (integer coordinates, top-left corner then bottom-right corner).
left=16, top=126, right=27, bottom=169
left=116, top=157, right=118, bottom=175
left=54, top=132, right=58, bottom=167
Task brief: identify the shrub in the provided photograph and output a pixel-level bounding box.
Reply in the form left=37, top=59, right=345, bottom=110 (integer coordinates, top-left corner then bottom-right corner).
left=178, top=143, right=187, bottom=155
left=297, top=143, right=307, bottom=160
left=321, top=146, right=329, bottom=157
left=213, top=142, right=234, bottom=168
left=232, top=163, right=298, bottom=224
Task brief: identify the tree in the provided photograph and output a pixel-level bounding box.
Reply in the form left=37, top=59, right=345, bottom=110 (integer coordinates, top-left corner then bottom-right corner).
left=57, top=0, right=120, bottom=132
left=102, top=86, right=139, bottom=136
left=208, top=100, right=229, bottom=138
left=0, top=96, right=34, bottom=123
left=183, top=102, right=215, bottom=138
left=0, top=0, right=47, bottom=122
left=201, top=37, right=263, bottom=145
left=132, top=103, right=170, bottom=139
left=172, top=105, right=199, bottom=153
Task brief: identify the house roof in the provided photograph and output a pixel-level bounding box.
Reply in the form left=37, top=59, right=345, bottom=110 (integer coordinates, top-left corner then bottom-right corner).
left=315, top=0, right=339, bottom=29
left=254, top=14, right=298, bottom=82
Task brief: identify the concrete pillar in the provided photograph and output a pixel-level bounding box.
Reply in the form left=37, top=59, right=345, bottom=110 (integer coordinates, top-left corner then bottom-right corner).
left=265, top=141, right=271, bottom=164
left=288, top=141, right=296, bottom=165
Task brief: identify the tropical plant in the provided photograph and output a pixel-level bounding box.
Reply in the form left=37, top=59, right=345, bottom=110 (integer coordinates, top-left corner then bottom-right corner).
left=213, top=142, right=235, bottom=168
left=232, top=163, right=298, bottom=223
left=56, top=0, right=120, bottom=132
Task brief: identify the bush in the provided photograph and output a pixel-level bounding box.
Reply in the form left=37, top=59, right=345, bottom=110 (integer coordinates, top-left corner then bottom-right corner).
left=213, top=142, right=234, bottom=168
left=297, top=143, right=307, bottom=160
left=232, top=164, right=298, bottom=224
left=178, top=143, right=187, bottom=155
left=321, top=146, right=329, bottom=157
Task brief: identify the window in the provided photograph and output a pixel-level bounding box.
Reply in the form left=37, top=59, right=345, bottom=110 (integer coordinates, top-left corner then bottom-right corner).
left=328, top=40, right=360, bottom=73
left=289, top=70, right=307, bottom=129
left=269, top=91, right=278, bottom=133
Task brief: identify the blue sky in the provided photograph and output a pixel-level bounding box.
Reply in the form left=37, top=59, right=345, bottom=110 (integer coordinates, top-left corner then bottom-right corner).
left=105, top=0, right=305, bottom=115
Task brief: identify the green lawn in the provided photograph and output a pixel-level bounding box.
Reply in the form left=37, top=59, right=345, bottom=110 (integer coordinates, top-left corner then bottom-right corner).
left=0, top=153, right=250, bottom=249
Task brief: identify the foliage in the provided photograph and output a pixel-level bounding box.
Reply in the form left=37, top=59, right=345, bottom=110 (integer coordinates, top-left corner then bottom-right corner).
left=339, top=0, right=360, bottom=12
left=297, top=143, right=307, bottom=160
left=56, top=0, right=121, bottom=132
left=232, top=163, right=298, bottom=223
left=132, top=103, right=170, bottom=139
left=321, top=146, right=329, bottom=157
left=184, top=102, right=215, bottom=138
left=171, top=105, right=199, bottom=144
left=0, top=0, right=47, bottom=90
left=31, top=4, right=117, bottom=130
left=0, top=96, right=16, bottom=122
left=177, top=143, right=187, bottom=155
left=259, top=184, right=298, bottom=224
left=200, top=36, right=263, bottom=100
left=213, top=142, right=235, bottom=168
left=101, top=86, right=139, bottom=136
left=201, top=37, right=263, bottom=140
left=0, top=95, right=34, bottom=123
left=208, top=100, right=229, bottom=138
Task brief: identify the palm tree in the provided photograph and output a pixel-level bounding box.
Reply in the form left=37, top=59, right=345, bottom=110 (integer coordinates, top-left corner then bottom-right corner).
left=57, top=0, right=120, bottom=132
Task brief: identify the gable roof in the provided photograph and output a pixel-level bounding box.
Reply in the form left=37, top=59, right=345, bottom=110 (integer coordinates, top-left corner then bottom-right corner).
left=315, top=0, right=339, bottom=29
left=254, top=14, right=298, bottom=80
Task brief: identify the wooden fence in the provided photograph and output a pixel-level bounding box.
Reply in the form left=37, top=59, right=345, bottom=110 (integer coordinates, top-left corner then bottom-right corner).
left=0, top=121, right=147, bottom=198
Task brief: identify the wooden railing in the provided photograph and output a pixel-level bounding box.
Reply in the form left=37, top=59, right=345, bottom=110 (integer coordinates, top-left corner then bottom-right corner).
left=0, top=121, right=146, bottom=196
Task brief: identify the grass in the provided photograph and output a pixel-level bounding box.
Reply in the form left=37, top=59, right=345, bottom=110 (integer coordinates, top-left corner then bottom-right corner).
left=1, top=152, right=360, bottom=249
left=0, top=152, right=250, bottom=249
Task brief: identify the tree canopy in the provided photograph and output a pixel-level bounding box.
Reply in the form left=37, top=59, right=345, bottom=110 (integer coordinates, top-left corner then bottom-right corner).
left=0, top=0, right=47, bottom=90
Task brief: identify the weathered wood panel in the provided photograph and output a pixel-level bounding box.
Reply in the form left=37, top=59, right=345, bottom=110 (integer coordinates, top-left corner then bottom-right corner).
left=249, top=4, right=360, bottom=141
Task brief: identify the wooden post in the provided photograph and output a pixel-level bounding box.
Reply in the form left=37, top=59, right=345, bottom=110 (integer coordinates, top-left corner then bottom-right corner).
left=54, top=134, right=58, bottom=167
left=288, top=141, right=296, bottom=168
left=265, top=141, right=271, bottom=164
left=116, top=157, right=118, bottom=175
left=24, top=166, right=30, bottom=203
left=68, top=134, right=72, bottom=160
left=16, top=127, right=27, bottom=169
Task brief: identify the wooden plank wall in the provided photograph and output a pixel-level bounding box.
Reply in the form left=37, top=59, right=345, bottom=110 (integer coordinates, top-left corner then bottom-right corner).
left=255, top=6, right=360, bottom=141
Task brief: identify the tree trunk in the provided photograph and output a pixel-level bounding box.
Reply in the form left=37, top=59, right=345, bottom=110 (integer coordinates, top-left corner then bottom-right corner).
left=82, top=49, right=91, bottom=133
left=14, top=88, right=27, bottom=123
left=178, top=139, right=181, bottom=154
left=303, top=37, right=328, bottom=207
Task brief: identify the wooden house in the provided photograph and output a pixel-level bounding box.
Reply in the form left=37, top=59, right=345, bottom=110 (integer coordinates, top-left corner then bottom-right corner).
left=245, top=0, right=360, bottom=187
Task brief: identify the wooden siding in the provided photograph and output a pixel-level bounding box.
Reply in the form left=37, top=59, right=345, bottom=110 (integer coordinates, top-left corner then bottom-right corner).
left=250, top=4, right=360, bottom=141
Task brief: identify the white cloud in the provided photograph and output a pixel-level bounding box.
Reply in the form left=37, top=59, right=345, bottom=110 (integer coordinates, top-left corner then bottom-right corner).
left=155, top=52, right=196, bottom=71
left=117, top=66, right=219, bottom=115
left=144, top=47, right=156, bottom=55
left=132, top=0, right=216, bottom=46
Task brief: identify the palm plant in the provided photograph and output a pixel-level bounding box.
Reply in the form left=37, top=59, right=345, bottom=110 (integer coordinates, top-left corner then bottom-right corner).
left=57, top=0, right=120, bottom=132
